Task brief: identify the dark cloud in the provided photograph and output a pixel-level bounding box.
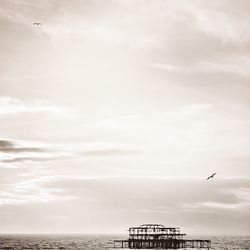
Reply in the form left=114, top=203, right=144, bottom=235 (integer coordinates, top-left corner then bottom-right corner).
left=0, top=147, right=48, bottom=153
left=1, top=156, right=61, bottom=163
left=0, top=139, right=56, bottom=165
left=0, top=139, right=48, bottom=153
left=0, top=139, right=141, bottom=164
left=0, top=139, right=14, bottom=148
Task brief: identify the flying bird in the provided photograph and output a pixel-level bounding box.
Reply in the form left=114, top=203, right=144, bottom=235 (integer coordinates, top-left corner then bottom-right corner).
left=33, top=22, right=42, bottom=25
left=207, top=173, right=216, bottom=181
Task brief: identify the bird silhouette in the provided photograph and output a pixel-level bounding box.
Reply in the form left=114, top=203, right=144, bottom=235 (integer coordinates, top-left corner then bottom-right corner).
left=33, top=23, right=42, bottom=25
left=207, top=173, right=216, bottom=180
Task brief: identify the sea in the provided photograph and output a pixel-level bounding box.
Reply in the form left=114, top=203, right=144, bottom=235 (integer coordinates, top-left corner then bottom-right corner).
left=0, top=234, right=249, bottom=249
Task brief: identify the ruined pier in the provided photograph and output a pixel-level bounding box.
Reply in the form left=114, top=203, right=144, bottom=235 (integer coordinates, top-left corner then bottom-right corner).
left=113, top=224, right=211, bottom=249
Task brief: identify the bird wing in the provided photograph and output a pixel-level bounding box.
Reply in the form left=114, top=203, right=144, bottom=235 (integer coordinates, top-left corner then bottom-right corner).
left=207, top=173, right=216, bottom=180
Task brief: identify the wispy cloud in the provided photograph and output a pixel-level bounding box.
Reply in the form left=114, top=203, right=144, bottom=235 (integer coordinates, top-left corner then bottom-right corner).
left=152, top=54, right=250, bottom=78
left=196, top=201, right=249, bottom=210
left=172, top=104, right=213, bottom=116
left=185, top=1, right=250, bottom=44
left=0, top=175, right=75, bottom=206
left=0, top=97, right=61, bottom=117
left=0, top=0, right=53, bottom=28
left=79, top=149, right=141, bottom=157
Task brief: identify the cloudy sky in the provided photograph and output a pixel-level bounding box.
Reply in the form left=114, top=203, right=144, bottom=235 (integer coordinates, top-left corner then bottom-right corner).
left=0, top=0, right=250, bottom=235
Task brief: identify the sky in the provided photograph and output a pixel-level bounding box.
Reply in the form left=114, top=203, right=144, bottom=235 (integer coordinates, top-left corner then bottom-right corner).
left=0, top=0, right=250, bottom=235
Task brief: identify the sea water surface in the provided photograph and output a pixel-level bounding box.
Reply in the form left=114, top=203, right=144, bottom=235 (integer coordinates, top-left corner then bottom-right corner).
left=0, top=234, right=249, bottom=249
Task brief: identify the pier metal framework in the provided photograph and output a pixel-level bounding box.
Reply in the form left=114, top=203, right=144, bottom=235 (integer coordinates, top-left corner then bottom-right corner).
left=114, top=224, right=211, bottom=249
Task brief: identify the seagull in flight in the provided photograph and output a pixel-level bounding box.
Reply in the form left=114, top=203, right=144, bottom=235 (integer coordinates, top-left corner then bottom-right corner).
left=207, top=173, right=216, bottom=181
left=33, top=22, right=42, bottom=25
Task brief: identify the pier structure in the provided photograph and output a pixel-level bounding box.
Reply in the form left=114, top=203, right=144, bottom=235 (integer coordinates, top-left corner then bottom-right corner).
left=113, top=224, right=211, bottom=249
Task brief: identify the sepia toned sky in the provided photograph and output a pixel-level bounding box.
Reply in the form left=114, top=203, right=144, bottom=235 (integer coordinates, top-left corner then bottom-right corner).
left=0, top=0, right=250, bottom=235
